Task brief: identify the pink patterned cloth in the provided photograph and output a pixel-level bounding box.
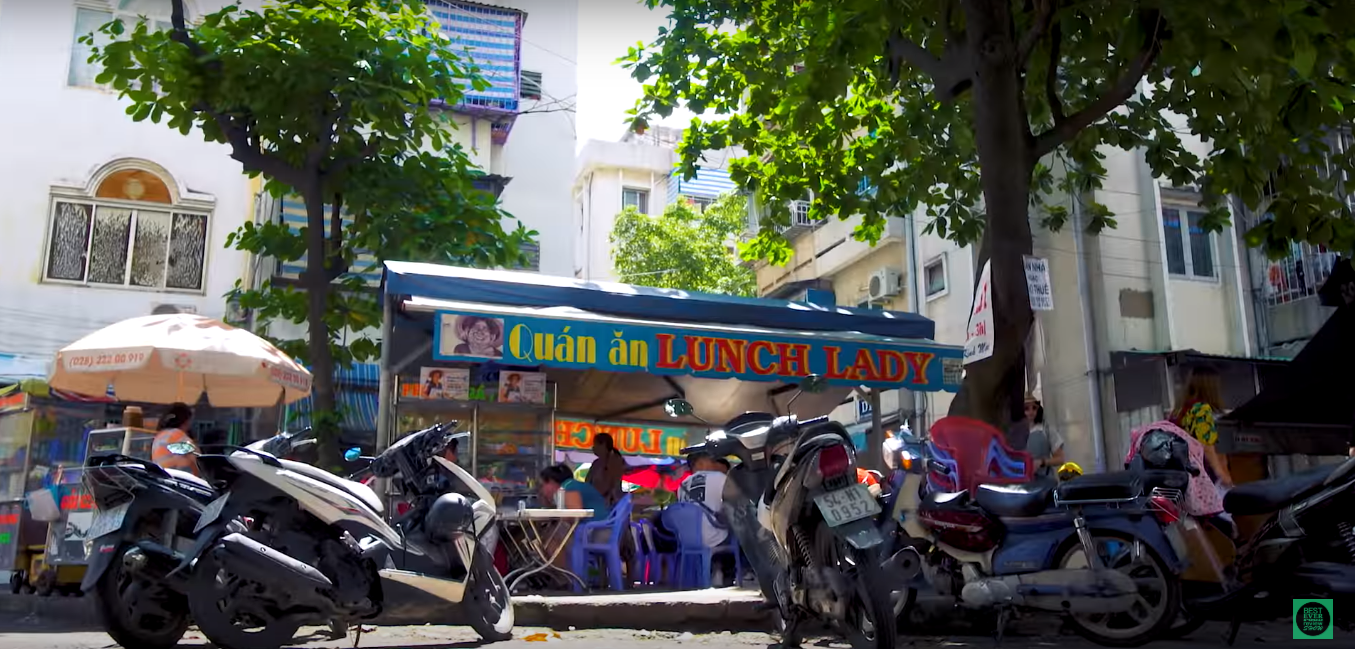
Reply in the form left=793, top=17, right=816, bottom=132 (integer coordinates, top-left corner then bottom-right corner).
left=1124, top=420, right=1224, bottom=517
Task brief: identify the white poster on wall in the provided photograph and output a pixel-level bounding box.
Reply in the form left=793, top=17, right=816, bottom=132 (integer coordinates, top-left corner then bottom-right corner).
left=1023, top=255, right=1054, bottom=311
left=964, top=259, right=994, bottom=365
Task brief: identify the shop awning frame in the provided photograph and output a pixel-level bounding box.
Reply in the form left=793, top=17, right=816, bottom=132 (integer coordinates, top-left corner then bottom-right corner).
left=376, top=262, right=961, bottom=451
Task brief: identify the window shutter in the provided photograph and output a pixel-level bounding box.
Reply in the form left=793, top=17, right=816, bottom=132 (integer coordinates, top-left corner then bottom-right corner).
left=520, top=70, right=543, bottom=100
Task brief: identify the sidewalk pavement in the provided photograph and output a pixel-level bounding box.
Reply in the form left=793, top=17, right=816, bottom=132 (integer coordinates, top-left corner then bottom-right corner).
left=0, top=587, right=1074, bottom=636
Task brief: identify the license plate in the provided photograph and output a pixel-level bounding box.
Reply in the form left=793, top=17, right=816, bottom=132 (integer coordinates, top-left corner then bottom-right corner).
left=194, top=494, right=229, bottom=533
left=814, top=483, right=881, bottom=528
left=87, top=503, right=130, bottom=540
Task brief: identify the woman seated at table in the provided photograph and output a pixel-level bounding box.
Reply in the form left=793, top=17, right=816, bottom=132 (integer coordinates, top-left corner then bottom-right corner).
left=538, top=464, right=610, bottom=568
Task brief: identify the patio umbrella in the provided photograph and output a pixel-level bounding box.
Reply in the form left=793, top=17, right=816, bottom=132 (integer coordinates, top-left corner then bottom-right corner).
left=49, top=314, right=312, bottom=407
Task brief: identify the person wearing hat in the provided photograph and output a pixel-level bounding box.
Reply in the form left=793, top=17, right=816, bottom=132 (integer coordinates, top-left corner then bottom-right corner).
left=1023, top=392, right=1065, bottom=478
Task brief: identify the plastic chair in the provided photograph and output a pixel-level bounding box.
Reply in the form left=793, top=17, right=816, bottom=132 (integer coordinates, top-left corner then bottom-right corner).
left=569, top=495, right=633, bottom=592
left=629, top=518, right=672, bottom=586
left=928, top=416, right=1034, bottom=495
left=660, top=503, right=742, bottom=589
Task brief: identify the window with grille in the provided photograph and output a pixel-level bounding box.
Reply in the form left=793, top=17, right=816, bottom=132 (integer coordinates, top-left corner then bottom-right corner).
left=44, top=166, right=211, bottom=292
left=622, top=188, right=649, bottom=213
left=1263, top=240, right=1338, bottom=306
left=924, top=256, right=948, bottom=299
left=520, top=70, right=543, bottom=100
left=685, top=195, right=714, bottom=212
left=1161, top=206, right=1216, bottom=279
left=69, top=1, right=178, bottom=88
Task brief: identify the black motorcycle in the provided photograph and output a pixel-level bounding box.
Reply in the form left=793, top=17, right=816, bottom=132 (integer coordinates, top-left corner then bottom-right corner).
left=667, top=376, right=910, bottom=649
left=79, top=429, right=314, bottom=649
left=1132, top=427, right=1355, bottom=643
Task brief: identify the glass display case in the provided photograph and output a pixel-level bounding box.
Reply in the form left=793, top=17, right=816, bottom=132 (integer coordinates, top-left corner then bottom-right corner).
left=475, top=408, right=552, bottom=506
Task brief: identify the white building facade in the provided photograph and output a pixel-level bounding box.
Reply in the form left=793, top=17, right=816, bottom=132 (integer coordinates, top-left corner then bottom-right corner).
left=0, top=0, right=254, bottom=378
left=573, top=126, right=739, bottom=281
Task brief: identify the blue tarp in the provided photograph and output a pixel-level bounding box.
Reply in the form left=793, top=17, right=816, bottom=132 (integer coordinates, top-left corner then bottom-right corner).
left=382, top=261, right=936, bottom=340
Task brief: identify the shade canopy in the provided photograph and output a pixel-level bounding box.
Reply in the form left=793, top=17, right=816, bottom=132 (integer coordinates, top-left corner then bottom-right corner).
left=1226, top=305, right=1352, bottom=427
left=50, top=314, right=312, bottom=407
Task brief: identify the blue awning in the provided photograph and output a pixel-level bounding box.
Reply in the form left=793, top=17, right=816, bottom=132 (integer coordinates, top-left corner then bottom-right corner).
left=382, top=261, right=936, bottom=340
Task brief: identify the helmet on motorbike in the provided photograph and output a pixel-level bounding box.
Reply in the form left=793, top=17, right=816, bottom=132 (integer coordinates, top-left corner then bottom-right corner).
left=424, top=492, right=476, bottom=543
left=1057, top=462, right=1084, bottom=482
left=1135, top=428, right=1192, bottom=472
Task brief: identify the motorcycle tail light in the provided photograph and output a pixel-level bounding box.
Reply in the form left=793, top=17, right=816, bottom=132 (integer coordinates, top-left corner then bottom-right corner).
left=818, top=444, right=850, bottom=480
left=1149, top=495, right=1181, bottom=525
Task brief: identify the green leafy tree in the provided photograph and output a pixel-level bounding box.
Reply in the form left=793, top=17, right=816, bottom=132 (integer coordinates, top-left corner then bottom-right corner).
left=624, top=0, right=1355, bottom=427
left=87, top=0, right=534, bottom=463
left=611, top=193, right=756, bottom=296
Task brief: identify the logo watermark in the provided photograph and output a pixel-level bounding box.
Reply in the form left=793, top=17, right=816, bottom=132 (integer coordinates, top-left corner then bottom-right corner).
left=1293, top=599, right=1334, bottom=640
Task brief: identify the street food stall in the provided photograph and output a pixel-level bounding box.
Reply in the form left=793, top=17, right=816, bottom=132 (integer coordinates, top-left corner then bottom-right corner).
left=372, top=261, right=965, bottom=590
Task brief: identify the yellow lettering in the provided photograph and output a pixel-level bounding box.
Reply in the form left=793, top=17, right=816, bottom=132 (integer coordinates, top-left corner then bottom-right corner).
left=534, top=332, right=554, bottom=361
left=554, top=326, right=575, bottom=363
left=628, top=339, right=649, bottom=368
left=578, top=335, right=597, bottom=364
left=508, top=324, right=535, bottom=362
left=609, top=332, right=629, bottom=365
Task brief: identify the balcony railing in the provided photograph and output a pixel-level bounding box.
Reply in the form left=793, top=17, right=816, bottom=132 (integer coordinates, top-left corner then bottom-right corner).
left=1263, top=241, right=1338, bottom=306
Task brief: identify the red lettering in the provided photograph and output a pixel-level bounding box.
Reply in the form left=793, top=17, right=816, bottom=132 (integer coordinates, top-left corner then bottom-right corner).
left=714, top=338, right=747, bottom=374
left=686, top=336, right=716, bottom=372
left=621, top=427, right=644, bottom=453
left=655, top=334, right=687, bottom=369
left=776, top=343, right=811, bottom=377
left=554, top=420, right=575, bottom=448
left=640, top=428, right=662, bottom=455
left=903, top=352, right=935, bottom=385
left=748, top=341, right=778, bottom=375
left=823, top=346, right=854, bottom=380
left=850, top=349, right=880, bottom=382
left=876, top=350, right=906, bottom=383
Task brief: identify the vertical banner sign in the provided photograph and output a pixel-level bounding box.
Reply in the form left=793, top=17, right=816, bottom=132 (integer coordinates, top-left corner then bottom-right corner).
left=964, top=260, right=994, bottom=365
left=1023, top=255, right=1054, bottom=311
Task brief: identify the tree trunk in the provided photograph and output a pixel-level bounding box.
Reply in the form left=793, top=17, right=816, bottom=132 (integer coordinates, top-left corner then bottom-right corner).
left=948, top=0, right=1036, bottom=434
left=302, top=183, right=340, bottom=470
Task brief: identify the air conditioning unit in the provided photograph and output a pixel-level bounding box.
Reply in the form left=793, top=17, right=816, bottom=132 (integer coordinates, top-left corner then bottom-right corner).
left=150, top=303, right=196, bottom=316
left=867, top=268, right=903, bottom=301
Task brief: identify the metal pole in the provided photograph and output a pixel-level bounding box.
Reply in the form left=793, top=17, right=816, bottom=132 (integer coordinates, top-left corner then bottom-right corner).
left=376, top=295, right=395, bottom=453
left=1071, top=197, right=1108, bottom=471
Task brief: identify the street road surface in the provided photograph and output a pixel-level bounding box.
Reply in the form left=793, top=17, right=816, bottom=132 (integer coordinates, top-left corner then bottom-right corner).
left=0, top=623, right=1303, bottom=648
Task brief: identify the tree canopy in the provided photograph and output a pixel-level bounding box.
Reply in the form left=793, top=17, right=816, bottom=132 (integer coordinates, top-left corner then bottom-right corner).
left=611, top=193, right=756, bottom=296
left=623, top=0, right=1355, bottom=427
left=88, top=0, right=534, bottom=462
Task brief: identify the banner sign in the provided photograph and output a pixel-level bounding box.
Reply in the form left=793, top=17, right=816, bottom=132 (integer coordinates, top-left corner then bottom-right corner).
left=554, top=417, right=692, bottom=457
left=433, top=309, right=962, bottom=392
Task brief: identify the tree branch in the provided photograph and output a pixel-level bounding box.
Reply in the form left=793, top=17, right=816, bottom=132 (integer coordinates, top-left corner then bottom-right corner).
left=1018, top=0, right=1057, bottom=71
left=327, top=192, right=347, bottom=281
left=1031, top=11, right=1162, bottom=160
left=1045, top=19, right=1065, bottom=125
left=886, top=30, right=972, bottom=101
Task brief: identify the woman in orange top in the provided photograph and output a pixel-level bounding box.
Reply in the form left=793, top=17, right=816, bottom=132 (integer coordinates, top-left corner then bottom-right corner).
left=150, top=402, right=200, bottom=476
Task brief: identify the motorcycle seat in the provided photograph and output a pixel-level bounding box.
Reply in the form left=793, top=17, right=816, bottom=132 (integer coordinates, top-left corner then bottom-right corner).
left=283, top=459, right=385, bottom=514
left=921, top=489, right=971, bottom=510
left=165, top=468, right=213, bottom=491
left=1223, top=465, right=1334, bottom=516
left=975, top=480, right=1056, bottom=517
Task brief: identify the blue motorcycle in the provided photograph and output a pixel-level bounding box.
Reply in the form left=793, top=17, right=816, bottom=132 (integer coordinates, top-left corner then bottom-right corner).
left=882, top=435, right=1191, bottom=647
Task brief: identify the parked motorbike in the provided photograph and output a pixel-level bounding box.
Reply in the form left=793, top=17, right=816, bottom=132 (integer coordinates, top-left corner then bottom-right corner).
left=884, top=433, right=1191, bottom=647
left=666, top=376, right=911, bottom=649
left=179, top=422, right=512, bottom=649
left=1129, top=425, right=1355, bottom=643
left=78, top=428, right=311, bottom=649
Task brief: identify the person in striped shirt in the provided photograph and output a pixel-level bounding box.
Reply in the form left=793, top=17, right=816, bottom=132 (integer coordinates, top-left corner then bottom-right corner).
left=150, top=402, right=200, bottom=477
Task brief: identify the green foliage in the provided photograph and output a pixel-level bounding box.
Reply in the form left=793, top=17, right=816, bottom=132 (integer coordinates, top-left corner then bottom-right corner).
left=622, top=0, right=1355, bottom=261
left=610, top=194, right=756, bottom=296
left=86, top=0, right=535, bottom=370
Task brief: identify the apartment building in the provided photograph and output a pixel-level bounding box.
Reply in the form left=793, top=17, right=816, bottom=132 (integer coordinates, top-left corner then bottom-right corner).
left=572, top=125, right=742, bottom=281
left=0, top=0, right=254, bottom=379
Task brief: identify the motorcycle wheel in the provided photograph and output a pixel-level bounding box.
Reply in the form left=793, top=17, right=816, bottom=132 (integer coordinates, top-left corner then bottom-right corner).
left=1056, top=532, right=1182, bottom=647
left=814, top=520, right=899, bottom=649
left=463, top=546, right=514, bottom=641
left=93, top=545, right=190, bottom=649
left=186, top=547, right=301, bottom=649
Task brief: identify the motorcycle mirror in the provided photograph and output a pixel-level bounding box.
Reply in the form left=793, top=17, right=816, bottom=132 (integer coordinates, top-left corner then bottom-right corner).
left=344, top=447, right=362, bottom=462
left=166, top=442, right=197, bottom=456
left=798, top=374, right=829, bottom=394
left=664, top=398, right=695, bottom=418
